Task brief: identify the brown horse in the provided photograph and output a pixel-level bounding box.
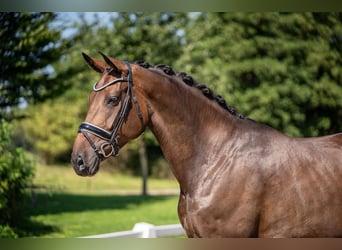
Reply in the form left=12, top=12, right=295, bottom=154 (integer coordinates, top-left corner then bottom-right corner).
left=71, top=52, right=342, bottom=238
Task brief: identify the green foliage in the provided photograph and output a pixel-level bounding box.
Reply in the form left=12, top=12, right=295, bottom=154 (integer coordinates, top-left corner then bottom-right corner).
left=0, top=12, right=77, bottom=120
left=0, top=224, right=18, bottom=238
left=17, top=98, right=81, bottom=163
left=81, top=13, right=187, bottom=64
left=0, top=120, right=35, bottom=228
left=177, top=12, right=342, bottom=137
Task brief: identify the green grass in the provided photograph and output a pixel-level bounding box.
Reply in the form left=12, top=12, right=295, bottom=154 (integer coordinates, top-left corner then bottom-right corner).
left=20, top=164, right=181, bottom=237
left=24, top=193, right=179, bottom=237
left=33, top=164, right=179, bottom=194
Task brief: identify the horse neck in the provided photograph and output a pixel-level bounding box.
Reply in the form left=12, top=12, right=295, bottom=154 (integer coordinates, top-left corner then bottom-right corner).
left=136, top=69, right=240, bottom=189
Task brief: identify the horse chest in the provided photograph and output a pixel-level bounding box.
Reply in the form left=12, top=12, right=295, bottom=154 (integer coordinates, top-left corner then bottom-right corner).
left=176, top=160, right=266, bottom=237
left=178, top=188, right=260, bottom=238
left=178, top=192, right=206, bottom=237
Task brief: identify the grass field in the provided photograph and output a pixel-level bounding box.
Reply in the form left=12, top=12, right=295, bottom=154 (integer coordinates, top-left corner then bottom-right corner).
left=21, top=164, right=181, bottom=237
left=33, top=164, right=179, bottom=194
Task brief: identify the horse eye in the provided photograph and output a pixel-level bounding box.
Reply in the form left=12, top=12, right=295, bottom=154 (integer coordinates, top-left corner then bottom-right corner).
left=106, top=96, right=120, bottom=106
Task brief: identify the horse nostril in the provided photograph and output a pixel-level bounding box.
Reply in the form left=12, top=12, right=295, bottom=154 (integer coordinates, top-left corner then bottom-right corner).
left=77, top=155, right=85, bottom=170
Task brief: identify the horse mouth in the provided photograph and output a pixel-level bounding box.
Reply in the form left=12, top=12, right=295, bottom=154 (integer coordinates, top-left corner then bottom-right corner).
left=72, top=155, right=100, bottom=177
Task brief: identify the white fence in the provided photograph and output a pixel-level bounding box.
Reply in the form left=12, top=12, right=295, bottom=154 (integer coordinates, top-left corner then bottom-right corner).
left=80, top=222, right=186, bottom=238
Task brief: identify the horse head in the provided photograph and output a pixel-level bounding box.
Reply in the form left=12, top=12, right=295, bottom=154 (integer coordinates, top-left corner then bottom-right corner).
left=71, top=52, right=149, bottom=176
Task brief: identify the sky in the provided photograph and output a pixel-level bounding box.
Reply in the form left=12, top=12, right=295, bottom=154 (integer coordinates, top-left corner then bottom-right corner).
left=55, top=12, right=117, bottom=38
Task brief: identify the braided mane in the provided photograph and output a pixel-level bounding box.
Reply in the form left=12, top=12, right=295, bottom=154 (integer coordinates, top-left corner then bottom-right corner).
left=134, top=60, right=245, bottom=119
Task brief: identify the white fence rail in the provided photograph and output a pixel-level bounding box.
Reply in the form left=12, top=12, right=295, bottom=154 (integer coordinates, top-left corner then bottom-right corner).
left=80, top=222, right=186, bottom=238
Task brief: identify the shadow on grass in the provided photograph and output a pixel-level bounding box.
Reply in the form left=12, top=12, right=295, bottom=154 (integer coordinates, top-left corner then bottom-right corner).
left=26, top=192, right=177, bottom=216
left=14, top=218, right=60, bottom=237
left=16, top=192, right=177, bottom=237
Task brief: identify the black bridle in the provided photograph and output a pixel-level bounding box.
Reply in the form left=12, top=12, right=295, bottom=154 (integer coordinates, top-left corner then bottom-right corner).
left=78, top=62, right=143, bottom=158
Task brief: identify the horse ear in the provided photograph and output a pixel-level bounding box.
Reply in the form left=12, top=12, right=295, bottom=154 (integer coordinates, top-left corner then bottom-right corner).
left=82, top=52, right=105, bottom=73
left=98, top=52, right=126, bottom=73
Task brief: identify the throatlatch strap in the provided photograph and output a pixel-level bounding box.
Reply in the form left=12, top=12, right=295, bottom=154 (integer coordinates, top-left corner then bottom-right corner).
left=124, top=62, right=144, bottom=127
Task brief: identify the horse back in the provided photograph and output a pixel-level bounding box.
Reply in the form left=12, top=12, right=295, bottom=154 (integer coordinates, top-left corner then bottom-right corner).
left=259, top=132, right=342, bottom=237
left=315, top=132, right=342, bottom=148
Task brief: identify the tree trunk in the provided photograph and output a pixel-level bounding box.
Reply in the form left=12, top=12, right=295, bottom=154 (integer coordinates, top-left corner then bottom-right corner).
left=139, top=135, right=148, bottom=196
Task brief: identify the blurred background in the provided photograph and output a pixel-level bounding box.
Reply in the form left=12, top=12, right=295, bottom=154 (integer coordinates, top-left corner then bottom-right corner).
left=0, top=12, right=341, bottom=238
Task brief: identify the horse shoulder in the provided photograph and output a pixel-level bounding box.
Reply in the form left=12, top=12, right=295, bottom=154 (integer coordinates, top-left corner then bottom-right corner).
left=180, top=123, right=274, bottom=237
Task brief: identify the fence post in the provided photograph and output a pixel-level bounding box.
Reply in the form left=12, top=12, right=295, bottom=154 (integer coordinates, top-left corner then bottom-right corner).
left=133, top=222, right=157, bottom=238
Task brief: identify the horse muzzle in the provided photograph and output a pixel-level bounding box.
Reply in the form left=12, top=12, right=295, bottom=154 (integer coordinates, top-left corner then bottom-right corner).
left=71, top=151, right=100, bottom=177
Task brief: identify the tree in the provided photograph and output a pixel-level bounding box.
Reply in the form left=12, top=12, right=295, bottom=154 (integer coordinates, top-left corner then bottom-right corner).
left=16, top=98, right=81, bottom=164
left=0, top=12, right=76, bottom=120
left=176, top=13, right=342, bottom=137
left=0, top=120, right=34, bottom=235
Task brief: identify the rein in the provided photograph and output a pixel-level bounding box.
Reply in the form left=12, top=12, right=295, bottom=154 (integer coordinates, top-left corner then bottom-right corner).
left=78, top=62, right=143, bottom=158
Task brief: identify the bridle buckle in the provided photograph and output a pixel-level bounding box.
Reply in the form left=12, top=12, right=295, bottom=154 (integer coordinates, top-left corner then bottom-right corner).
left=100, top=143, right=116, bottom=158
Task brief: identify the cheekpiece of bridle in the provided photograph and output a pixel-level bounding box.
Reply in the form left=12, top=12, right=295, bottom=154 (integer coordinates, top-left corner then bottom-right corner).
left=78, top=62, right=143, bottom=159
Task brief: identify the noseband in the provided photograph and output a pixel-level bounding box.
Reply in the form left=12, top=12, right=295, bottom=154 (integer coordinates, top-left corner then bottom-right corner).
left=78, top=62, right=143, bottom=158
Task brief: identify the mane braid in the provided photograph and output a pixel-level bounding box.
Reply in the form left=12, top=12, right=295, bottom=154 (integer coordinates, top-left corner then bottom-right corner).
left=134, top=60, right=245, bottom=119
